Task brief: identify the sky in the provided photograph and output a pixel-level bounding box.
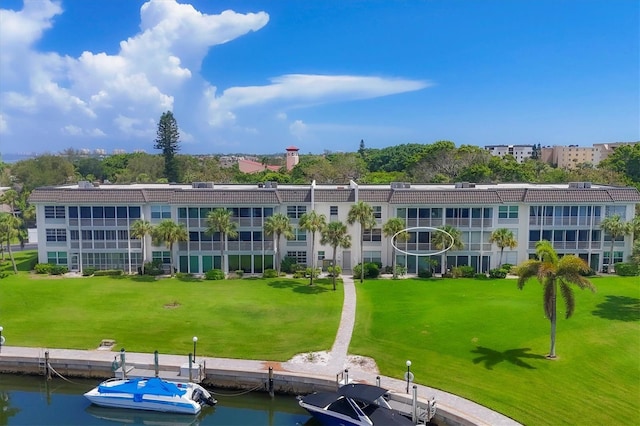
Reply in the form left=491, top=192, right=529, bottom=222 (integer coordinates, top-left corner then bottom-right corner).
left=0, top=0, right=638, bottom=156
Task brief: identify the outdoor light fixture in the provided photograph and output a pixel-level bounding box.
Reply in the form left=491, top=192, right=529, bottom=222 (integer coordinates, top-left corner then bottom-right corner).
left=192, top=336, right=198, bottom=363
left=405, top=360, right=412, bottom=393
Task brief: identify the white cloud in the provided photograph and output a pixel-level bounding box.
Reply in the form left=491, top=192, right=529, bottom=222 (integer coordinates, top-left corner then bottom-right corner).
left=289, top=120, right=308, bottom=140
left=0, top=0, right=430, bottom=153
left=207, top=74, right=429, bottom=127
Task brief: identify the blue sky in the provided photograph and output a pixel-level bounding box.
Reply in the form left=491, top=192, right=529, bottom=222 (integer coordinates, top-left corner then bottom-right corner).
left=0, top=0, right=638, bottom=156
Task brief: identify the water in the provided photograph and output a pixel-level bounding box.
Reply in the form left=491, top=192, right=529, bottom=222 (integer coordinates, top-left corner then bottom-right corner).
left=0, top=374, right=316, bottom=426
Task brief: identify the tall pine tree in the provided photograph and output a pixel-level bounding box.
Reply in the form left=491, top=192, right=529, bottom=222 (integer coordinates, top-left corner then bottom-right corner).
left=154, top=111, right=180, bottom=182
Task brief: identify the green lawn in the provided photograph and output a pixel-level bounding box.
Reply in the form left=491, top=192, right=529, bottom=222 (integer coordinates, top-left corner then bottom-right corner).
left=2, top=251, right=639, bottom=424
left=0, top=251, right=343, bottom=360
left=350, top=276, right=640, bottom=425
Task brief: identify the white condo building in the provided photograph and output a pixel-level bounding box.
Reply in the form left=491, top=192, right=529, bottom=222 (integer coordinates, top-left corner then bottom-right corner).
left=30, top=181, right=639, bottom=275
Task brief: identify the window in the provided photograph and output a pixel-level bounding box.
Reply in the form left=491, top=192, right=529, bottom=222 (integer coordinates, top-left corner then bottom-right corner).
left=363, top=228, right=382, bottom=242
left=151, top=205, right=171, bottom=219
left=603, top=251, right=624, bottom=266
left=330, top=206, right=338, bottom=216
left=105, top=230, right=117, bottom=240
left=46, top=229, right=67, bottom=242
left=47, top=251, right=67, bottom=265
left=68, top=206, right=78, bottom=218
left=128, top=206, right=141, bottom=219
left=152, top=251, right=171, bottom=264
left=289, top=228, right=307, bottom=241
left=94, top=230, right=105, bottom=240
left=118, top=230, right=129, bottom=240
left=81, top=230, right=93, bottom=240
left=363, top=251, right=382, bottom=264
left=373, top=206, right=382, bottom=219
left=286, top=251, right=307, bottom=265
left=287, top=205, right=307, bottom=219
left=498, top=206, right=518, bottom=219
left=318, top=251, right=325, bottom=261
left=44, top=206, right=66, bottom=219
left=70, top=230, right=79, bottom=240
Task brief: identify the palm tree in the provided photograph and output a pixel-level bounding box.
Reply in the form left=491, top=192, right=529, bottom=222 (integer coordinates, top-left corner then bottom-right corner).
left=130, top=219, right=154, bottom=274
left=347, top=201, right=376, bottom=283
left=263, top=213, right=293, bottom=276
left=516, top=240, right=595, bottom=358
left=321, top=221, right=352, bottom=290
left=0, top=189, right=19, bottom=217
left=0, top=213, right=22, bottom=274
left=489, top=228, right=518, bottom=268
left=431, top=224, right=464, bottom=274
left=299, top=210, right=327, bottom=285
left=152, top=219, right=187, bottom=277
left=205, top=208, right=238, bottom=275
left=382, top=217, right=408, bottom=279
left=600, top=214, right=632, bottom=273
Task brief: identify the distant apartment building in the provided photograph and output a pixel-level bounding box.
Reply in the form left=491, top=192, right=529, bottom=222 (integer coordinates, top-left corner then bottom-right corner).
left=484, top=145, right=534, bottom=163
left=592, top=142, right=638, bottom=165
left=540, top=145, right=594, bottom=169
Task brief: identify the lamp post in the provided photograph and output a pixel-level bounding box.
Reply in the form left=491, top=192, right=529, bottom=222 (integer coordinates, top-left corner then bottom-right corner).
left=0, top=326, right=3, bottom=353
left=192, top=336, right=198, bottom=363
left=405, top=360, right=412, bottom=393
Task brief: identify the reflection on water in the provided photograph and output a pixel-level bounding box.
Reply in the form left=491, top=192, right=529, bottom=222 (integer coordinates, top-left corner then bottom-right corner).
left=0, top=374, right=317, bottom=425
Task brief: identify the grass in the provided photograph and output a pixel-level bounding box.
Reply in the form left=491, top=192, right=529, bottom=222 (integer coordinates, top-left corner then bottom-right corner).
left=2, top=251, right=638, bottom=424
left=349, top=276, right=640, bottom=425
left=0, top=251, right=343, bottom=360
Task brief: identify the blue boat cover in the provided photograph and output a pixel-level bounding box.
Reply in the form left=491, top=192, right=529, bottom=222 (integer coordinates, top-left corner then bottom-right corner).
left=99, top=378, right=187, bottom=397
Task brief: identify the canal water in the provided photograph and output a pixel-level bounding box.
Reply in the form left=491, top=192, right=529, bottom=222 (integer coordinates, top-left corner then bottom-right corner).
left=0, top=374, right=317, bottom=425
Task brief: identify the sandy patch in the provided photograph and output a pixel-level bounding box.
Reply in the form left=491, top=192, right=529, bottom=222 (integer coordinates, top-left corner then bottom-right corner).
left=287, top=351, right=379, bottom=374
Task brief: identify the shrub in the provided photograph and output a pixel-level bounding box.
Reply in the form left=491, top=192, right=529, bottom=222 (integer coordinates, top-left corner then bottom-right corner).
left=384, top=265, right=394, bottom=274
left=94, top=269, right=123, bottom=276
left=395, top=265, right=407, bottom=277
left=614, top=262, right=639, bottom=276
left=143, top=260, right=164, bottom=276
left=293, top=270, right=306, bottom=279
left=176, top=272, right=195, bottom=279
left=500, top=263, right=514, bottom=272
left=234, top=270, right=245, bottom=278
left=204, top=269, right=225, bottom=280
left=280, top=257, right=297, bottom=274
left=418, top=268, right=432, bottom=278
left=489, top=268, right=507, bottom=279
left=0, top=271, right=9, bottom=279
left=50, top=265, right=69, bottom=275
left=305, top=267, right=321, bottom=278
left=474, top=273, right=489, bottom=280
left=34, top=263, right=53, bottom=274
left=82, top=267, right=96, bottom=276
left=263, top=269, right=278, bottom=278
left=353, top=262, right=380, bottom=279
left=452, top=265, right=475, bottom=278
left=327, top=265, right=342, bottom=277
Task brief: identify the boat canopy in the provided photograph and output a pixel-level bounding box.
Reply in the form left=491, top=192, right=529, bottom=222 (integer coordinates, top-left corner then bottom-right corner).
left=338, top=384, right=388, bottom=404
left=99, top=378, right=187, bottom=397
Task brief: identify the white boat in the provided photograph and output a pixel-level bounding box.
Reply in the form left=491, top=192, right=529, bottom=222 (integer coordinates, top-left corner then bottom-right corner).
left=84, top=377, right=217, bottom=415
left=298, top=383, right=416, bottom=426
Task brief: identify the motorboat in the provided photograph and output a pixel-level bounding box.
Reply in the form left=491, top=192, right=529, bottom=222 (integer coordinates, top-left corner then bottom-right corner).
left=84, top=377, right=217, bottom=415
left=298, top=383, right=415, bottom=426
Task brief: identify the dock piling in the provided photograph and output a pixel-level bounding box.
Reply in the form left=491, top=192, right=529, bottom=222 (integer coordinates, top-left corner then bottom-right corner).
left=268, top=366, right=274, bottom=397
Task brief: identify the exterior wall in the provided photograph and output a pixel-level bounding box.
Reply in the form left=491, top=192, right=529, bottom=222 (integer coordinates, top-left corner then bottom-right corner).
left=552, top=146, right=594, bottom=169
left=484, top=145, right=534, bottom=163
left=31, top=183, right=639, bottom=275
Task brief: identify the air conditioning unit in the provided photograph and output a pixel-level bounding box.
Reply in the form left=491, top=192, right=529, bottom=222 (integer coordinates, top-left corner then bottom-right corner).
left=265, top=181, right=278, bottom=189
left=78, top=181, right=94, bottom=189
left=192, top=182, right=214, bottom=189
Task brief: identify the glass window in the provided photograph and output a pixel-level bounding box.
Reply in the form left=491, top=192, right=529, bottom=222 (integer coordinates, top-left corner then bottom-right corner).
left=264, top=207, right=273, bottom=217
left=240, top=208, right=251, bottom=217
left=117, top=206, right=128, bottom=218
left=104, top=206, right=115, bottom=218
left=70, top=230, right=79, bottom=240
left=189, top=232, right=200, bottom=241
left=373, top=206, right=382, bottom=219
left=80, top=206, right=91, bottom=218
left=129, top=206, right=141, bottom=219
left=92, top=207, right=104, bottom=218
left=94, top=230, right=105, bottom=240
left=118, top=230, right=129, bottom=240
left=68, top=206, right=78, bottom=218
left=363, top=228, right=382, bottom=242
left=178, top=208, right=187, bottom=219
left=188, top=208, right=199, bottom=218
left=330, top=206, right=338, bottom=215
left=105, top=230, right=117, bottom=240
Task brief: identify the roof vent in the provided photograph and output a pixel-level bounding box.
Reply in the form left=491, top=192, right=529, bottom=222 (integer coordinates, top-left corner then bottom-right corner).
left=192, top=182, right=214, bottom=189
left=264, top=181, right=278, bottom=189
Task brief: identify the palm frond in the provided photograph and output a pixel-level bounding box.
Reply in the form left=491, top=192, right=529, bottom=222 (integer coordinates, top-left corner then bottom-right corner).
left=516, top=260, right=540, bottom=289
left=559, top=280, right=576, bottom=319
